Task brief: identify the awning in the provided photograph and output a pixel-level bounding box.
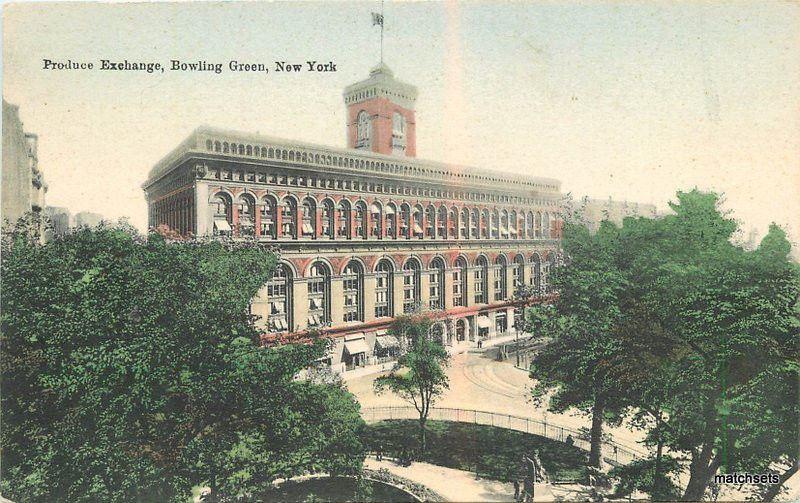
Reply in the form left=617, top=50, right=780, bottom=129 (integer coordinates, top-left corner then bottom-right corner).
left=213, top=218, right=232, bottom=232
left=413, top=223, right=424, bottom=234
left=310, top=298, right=320, bottom=309
left=307, top=314, right=320, bottom=326
left=344, top=338, right=370, bottom=355
left=375, top=335, right=400, bottom=349
left=385, top=206, right=396, bottom=215
left=477, top=316, right=492, bottom=329
left=302, top=222, right=314, bottom=234
left=271, top=301, right=285, bottom=314
left=500, top=226, right=509, bottom=236
left=510, top=227, right=518, bottom=235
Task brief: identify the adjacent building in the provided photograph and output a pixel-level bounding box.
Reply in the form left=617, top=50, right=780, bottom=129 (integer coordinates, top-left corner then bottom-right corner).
left=2, top=100, right=47, bottom=236
left=572, top=196, right=658, bottom=233
left=44, top=206, right=72, bottom=237
left=142, top=64, right=562, bottom=371
left=74, top=211, right=103, bottom=228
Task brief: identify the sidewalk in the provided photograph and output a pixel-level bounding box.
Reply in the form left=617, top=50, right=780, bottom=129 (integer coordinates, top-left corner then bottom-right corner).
left=364, top=458, right=557, bottom=502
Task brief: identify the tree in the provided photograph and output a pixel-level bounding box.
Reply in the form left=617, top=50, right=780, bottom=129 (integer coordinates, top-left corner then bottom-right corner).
left=528, top=220, right=628, bottom=468
left=1, top=222, right=365, bottom=502
left=373, top=314, right=450, bottom=454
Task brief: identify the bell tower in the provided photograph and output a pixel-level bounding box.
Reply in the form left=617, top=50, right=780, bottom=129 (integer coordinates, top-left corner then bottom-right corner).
left=343, top=63, right=417, bottom=157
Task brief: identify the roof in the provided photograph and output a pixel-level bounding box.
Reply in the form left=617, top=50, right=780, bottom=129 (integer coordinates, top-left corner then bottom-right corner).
left=143, top=126, right=562, bottom=196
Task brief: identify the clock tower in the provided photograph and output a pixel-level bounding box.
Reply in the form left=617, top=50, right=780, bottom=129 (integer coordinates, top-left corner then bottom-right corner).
left=343, top=63, right=417, bottom=157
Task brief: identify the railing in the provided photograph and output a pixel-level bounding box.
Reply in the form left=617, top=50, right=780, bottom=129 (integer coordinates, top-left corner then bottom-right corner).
left=361, top=406, right=646, bottom=466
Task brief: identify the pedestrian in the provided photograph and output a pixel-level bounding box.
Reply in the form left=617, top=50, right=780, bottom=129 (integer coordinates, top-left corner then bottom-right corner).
left=478, top=339, right=483, bottom=348
left=513, top=479, right=520, bottom=502
left=376, top=442, right=383, bottom=461
left=565, top=434, right=574, bottom=447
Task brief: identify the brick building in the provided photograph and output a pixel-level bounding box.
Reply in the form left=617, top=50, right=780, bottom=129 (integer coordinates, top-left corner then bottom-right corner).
left=142, top=64, right=562, bottom=371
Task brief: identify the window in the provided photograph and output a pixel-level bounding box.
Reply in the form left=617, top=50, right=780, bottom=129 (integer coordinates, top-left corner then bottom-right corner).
left=453, top=257, right=467, bottom=307
left=494, top=255, right=507, bottom=301
left=429, top=258, right=445, bottom=310
left=342, top=261, right=363, bottom=322
left=531, top=254, right=542, bottom=292
left=354, top=201, right=367, bottom=239
left=375, top=259, right=394, bottom=318
left=509, top=211, right=518, bottom=238
left=399, top=204, right=410, bottom=238
left=437, top=206, right=448, bottom=238
left=321, top=200, right=334, bottom=239
left=526, top=212, right=534, bottom=238
left=471, top=209, right=480, bottom=239
left=386, top=203, right=397, bottom=238
left=307, top=262, right=330, bottom=328
left=413, top=206, right=424, bottom=238
left=356, top=111, right=371, bottom=149
left=280, top=197, right=297, bottom=238
left=491, top=210, right=500, bottom=239
left=267, top=264, right=292, bottom=332
left=338, top=200, right=352, bottom=238
left=543, top=212, right=551, bottom=238
left=301, top=198, right=316, bottom=238
left=211, top=193, right=232, bottom=236
left=449, top=208, right=458, bottom=239
left=481, top=209, right=490, bottom=239
left=391, top=112, right=406, bottom=155
left=425, top=206, right=435, bottom=238
left=535, top=212, right=542, bottom=238
left=403, top=259, right=421, bottom=313
left=370, top=202, right=382, bottom=238
left=474, top=256, right=488, bottom=304
left=260, top=196, right=277, bottom=238
left=500, top=210, right=509, bottom=239
left=237, top=195, right=255, bottom=237
left=460, top=208, right=469, bottom=239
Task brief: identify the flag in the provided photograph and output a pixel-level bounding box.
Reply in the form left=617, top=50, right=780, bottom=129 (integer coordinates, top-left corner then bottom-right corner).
left=372, top=12, right=384, bottom=26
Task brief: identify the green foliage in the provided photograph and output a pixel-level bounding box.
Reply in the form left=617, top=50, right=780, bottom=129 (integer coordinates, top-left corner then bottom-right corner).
left=374, top=314, right=450, bottom=453
left=1, top=223, right=365, bottom=502
left=609, top=457, right=682, bottom=501
left=527, top=189, right=799, bottom=499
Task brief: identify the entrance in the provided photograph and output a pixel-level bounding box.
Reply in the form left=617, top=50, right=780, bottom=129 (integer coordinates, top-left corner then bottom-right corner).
left=456, top=319, right=467, bottom=342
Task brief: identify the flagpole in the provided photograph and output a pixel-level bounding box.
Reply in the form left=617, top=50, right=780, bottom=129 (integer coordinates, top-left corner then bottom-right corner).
left=380, top=0, right=384, bottom=65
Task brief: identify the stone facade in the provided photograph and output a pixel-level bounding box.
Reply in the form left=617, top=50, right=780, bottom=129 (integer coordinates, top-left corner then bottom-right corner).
left=2, top=100, right=46, bottom=236
left=572, top=196, right=658, bottom=233
left=74, top=211, right=103, bottom=228
left=142, top=66, right=562, bottom=372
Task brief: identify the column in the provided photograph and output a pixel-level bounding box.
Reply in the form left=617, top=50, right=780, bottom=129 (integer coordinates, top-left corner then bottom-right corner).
left=504, top=264, right=514, bottom=300
left=363, top=274, right=377, bottom=322
left=330, top=276, right=344, bottom=326
left=251, top=284, right=270, bottom=332
left=293, top=278, right=308, bottom=332
left=392, top=271, right=405, bottom=315
left=443, top=268, right=454, bottom=310
left=486, top=265, right=496, bottom=304
left=466, top=267, right=476, bottom=306
left=419, top=270, right=431, bottom=311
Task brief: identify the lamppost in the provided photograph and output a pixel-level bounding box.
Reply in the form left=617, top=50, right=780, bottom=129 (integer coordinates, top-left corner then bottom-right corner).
left=514, top=321, right=520, bottom=367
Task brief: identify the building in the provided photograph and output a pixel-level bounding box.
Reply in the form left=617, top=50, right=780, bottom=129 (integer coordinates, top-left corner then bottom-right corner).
left=2, top=100, right=47, bottom=235
left=142, top=64, right=562, bottom=372
left=74, top=211, right=103, bottom=228
left=572, top=196, right=658, bottom=233
left=45, top=206, right=72, bottom=237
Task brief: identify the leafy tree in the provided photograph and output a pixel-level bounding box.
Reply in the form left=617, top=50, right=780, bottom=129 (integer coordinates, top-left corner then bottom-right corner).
left=1, top=222, right=365, bottom=502
left=373, top=314, right=450, bottom=454
left=527, top=220, right=628, bottom=467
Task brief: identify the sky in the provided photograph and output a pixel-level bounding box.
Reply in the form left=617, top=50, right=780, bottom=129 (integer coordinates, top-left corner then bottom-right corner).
left=3, top=1, right=799, bottom=250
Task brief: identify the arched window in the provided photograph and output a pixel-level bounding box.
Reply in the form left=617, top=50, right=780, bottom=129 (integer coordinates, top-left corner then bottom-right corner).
left=535, top=211, right=542, bottom=238
left=391, top=112, right=406, bottom=155
left=260, top=196, right=277, bottom=238
left=354, top=201, right=367, bottom=239
left=543, top=253, right=557, bottom=293
left=342, top=260, right=364, bottom=322
left=470, top=209, right=480, bottom=239
left=425, top=205, right=436, bottom=238
left=301, top=197, right=316, bottom=238
left=320, top=199, right=334, bottom=239
left=481, top=209, right=490, bottom=239
left=370, top=202, right=382, bottom=238
left=437, top=206, right=448, bottom=238
left=267, top=264, right=292, bottom=332
left=375, top=259, right=394, bottom=317
left=494, top=255, right=507, bottom=301
left=491, top=209, right=500, bottom=239
left=542, top=212, right=551, bottom=239
left=474, top=256, right=488, bottom=304
left=527, top=212, right=534, bottom=238
left=337, top=199, right=352, bottom=238
left=281, top=197, right=297, bottom=238
left=413, top=205, right=424, bottom=238
left=513, top=254, right=525, bottom=295
left=399, top=203, right=411, bottom=238
left=429, top=257, right=446, bottom=310
left=356, top=111, right=371, bottom=149
left=531, top=253, right=542, bottom=293
left=307, top=262, right=330, bottom=328
left=237, top=194, right=255, bottom=237
left=509, top=210, right=518, bottom=238
left=500, top=210, right=509, bottom=239
left=402, top=258, right=421, bottom=313
left=386, top=203, right=398, bottom=238
left=460, top=208, right=469, bottom=239
left=211, top=193, right=232, bottom=236
left=453, top=256, right=468, bottom=307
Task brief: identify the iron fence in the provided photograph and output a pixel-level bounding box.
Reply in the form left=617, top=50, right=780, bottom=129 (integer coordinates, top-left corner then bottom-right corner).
left=361, top=406, right=645, bottom=466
